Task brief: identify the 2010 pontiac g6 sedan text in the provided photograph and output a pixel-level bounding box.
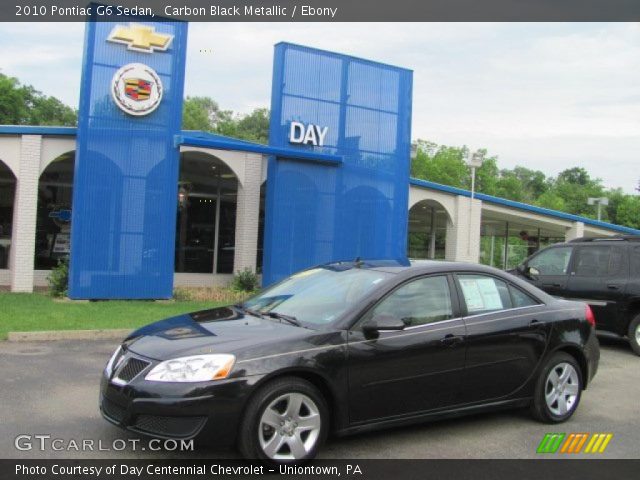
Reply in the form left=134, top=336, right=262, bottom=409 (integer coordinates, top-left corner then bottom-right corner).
left=100, top=260, right=600, bottom=463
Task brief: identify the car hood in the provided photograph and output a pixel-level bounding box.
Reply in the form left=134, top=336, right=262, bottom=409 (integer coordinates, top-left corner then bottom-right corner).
left=124, top=306, right=312, bottom=361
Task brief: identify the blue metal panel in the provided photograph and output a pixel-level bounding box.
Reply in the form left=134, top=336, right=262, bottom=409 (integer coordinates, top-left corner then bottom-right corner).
left=69, top=17, right=187, bottom=299
left=263, top=43, right=413, bottom=285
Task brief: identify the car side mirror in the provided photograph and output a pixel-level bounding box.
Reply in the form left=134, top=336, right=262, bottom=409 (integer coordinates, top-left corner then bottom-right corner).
left=362, top=314, right=406, bottom=339
left=525, top=266, right=540, bottom=279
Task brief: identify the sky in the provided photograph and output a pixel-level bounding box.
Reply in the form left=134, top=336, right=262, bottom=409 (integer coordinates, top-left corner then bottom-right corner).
left=1, top=22, right=638, bottom=193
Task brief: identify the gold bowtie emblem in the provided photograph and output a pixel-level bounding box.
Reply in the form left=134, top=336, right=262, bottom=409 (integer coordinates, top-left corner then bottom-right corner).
left=107, top=23, right=173, bottom=53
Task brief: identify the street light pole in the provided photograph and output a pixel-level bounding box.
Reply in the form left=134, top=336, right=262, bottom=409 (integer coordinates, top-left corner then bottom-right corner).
left=466, top=150, right=484, bottom=257
left=467, top=150, right=484, bottom=199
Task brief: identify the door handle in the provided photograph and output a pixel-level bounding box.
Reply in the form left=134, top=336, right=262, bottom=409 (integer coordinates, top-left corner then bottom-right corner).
left=529, top=319, right=543, bottom=328
left=607, top=284, right=620, bottom=290
left=543, top=283, right=562, bottom=288
left=440, top=334, right=464, bottom=346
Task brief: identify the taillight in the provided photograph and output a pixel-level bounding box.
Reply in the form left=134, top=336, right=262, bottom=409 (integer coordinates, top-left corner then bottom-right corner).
left=585, top=305, right=596, bottom=327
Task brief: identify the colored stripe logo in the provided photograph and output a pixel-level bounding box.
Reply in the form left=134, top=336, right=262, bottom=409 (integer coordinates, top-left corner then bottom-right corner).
left=537, top=433, right=613, bottom=454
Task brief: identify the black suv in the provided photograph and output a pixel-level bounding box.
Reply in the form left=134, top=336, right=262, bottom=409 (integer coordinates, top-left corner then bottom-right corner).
left=513, top=235, right=640, bottom=355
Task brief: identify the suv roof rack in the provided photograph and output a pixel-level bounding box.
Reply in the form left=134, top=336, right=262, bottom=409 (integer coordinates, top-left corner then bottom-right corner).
left=568, top=235, right=640, bottom=243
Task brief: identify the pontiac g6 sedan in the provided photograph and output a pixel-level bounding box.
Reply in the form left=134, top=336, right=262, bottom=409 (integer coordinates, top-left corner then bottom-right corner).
left=100, top=260, right=599, bottom=463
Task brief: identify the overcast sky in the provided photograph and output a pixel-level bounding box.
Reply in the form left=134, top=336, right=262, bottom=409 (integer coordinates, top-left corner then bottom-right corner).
left=1, top=22, right=638, bottom=192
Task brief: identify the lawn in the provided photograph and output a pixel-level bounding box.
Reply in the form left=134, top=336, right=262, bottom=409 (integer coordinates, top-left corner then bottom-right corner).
left=0, top=292, right=226, bottom=340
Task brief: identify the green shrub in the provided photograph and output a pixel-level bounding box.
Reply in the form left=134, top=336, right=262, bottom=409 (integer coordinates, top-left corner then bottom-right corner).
left=48, top=257, right=69, bottom=297
left=231, top=268, right=259, bottom=293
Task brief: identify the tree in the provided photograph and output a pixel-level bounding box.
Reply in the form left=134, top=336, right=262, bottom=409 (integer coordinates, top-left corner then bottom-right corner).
left=0, top=73, right=77, bottom=126
left=550, top=167, right=605, bottom=219
left=410, top=140, right=469, bottom=188
left=182, top=96, right=269, bottom=144
left=615, top=196, right=640, bottom=229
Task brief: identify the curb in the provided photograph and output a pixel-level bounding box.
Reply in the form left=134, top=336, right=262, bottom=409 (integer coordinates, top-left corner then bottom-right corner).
left=6, top=329, right=133, bottom=342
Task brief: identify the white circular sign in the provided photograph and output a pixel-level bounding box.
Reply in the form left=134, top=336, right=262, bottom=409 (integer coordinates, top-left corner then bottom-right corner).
left=111, top=63, right=163, bottom=116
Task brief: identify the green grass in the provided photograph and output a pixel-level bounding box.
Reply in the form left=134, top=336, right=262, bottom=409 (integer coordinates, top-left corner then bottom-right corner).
left=0, top=292, right=226, bottom=340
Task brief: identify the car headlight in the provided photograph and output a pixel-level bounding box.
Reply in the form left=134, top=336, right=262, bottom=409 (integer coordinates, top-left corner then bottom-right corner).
left=105, top=346, right=123, bottom=376
left=145, top=354, right=236, bottom=382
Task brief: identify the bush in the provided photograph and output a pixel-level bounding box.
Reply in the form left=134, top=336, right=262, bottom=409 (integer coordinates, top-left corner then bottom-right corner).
left=231, top=268, right=260, bottom=293
left=173, top=286, right=252, bottom=303
left=48, top=257, right=69, bottom=298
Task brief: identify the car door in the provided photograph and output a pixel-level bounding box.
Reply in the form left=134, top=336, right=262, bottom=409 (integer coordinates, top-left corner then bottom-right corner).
left=347, top=274, right=466, bottom=423
left=525, top=245, right=575, bottom=297
left=455, top=273, right=552, bottom=403
left=565, top=245, right=628, bottom=332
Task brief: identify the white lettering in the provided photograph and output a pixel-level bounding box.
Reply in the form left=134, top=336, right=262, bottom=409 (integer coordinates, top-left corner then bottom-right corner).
left=289, top=121, right=306, bottom=143
left=315, top=125, right=329, bottom=146
left=289, top=122, right=329, bottom=146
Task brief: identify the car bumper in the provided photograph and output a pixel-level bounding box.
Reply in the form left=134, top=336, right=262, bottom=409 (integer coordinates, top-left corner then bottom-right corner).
left=99, top=367, right=258, bottom=446
left=584, top=328, right=600, bottom=387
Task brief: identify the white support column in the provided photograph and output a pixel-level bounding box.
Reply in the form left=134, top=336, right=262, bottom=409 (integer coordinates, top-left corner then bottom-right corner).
left=565, top=221, right=585, bottom=241
left=10, top=135, right=42, bottom=292
left=445, top=196, right=482, bottom=263
left=232, top=153, right=262, bottom=274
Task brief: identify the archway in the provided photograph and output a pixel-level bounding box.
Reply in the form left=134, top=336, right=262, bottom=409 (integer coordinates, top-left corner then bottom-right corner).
left=34, top=151, right=74, bottom=270
left=176, top=151, right=239, bottom=274
left=0, top=160, right=17, bottom=269
left=408, top=199, right=451, bottom=260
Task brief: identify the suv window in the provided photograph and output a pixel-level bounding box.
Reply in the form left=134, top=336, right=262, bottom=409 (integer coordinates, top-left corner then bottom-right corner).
left=458, top=274, right=512, bottom=314
left=573, top=246, right=623, bottom=277
left=528, top=246, right=573, bottom=275
left=370, top=276, right=453, bottom=327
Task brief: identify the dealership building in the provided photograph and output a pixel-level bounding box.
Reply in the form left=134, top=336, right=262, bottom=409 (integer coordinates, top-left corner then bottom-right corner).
left=1, top=125, right=638, bottom=293
left=0, top=20, right=638, bottom=296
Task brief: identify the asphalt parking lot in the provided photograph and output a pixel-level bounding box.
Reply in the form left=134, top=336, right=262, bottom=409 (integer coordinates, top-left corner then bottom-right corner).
left=1, top=336, right=638, bottom=459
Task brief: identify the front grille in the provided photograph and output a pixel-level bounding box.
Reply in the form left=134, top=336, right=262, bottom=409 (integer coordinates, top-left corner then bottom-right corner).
left=115, top=357, right=150, bottom=383
left=102, top=397, right=127, bottom=423
left=134, top=415, right=206, bottom=438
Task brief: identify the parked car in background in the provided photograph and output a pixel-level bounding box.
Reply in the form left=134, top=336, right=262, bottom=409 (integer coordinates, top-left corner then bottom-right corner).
left=101, top=260, right=599, bottom=463
left=512, top=235, right=640, bottom=355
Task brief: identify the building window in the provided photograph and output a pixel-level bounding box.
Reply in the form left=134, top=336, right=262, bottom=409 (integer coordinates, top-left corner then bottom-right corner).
left=0, top=160, right=16, bottom=269
left=34, top=153, right=74, bottom=270
left=175, top=152, right=238, bottom=274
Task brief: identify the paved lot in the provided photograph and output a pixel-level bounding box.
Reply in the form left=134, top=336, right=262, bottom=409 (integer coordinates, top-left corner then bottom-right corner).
left=1, top=336, right=638, bottom=459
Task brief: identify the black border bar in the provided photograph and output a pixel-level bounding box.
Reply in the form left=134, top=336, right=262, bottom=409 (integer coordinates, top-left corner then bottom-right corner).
left=3, top=0, right=640, bottom=22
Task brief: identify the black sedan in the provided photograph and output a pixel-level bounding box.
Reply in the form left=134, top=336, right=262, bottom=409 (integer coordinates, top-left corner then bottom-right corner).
left=100, top=260, right=599, bottom=463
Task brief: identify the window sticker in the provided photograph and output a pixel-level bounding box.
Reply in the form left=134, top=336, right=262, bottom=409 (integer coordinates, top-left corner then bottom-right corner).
left=476, top=278, right=503, bottom=310
left=460, top=277, right=503, bottom=312
left=459, top=279, right=484, bottom=311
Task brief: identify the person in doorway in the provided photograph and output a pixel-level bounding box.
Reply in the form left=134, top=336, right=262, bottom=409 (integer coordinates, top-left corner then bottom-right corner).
left=519, top=230, right=539, bottom=257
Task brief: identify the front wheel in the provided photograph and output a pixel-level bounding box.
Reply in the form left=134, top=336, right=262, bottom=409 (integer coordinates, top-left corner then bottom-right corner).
left=530, top=352, right=582, bottom=423
left=238, top=377, right=328, bottom=464
left=627, top=314, right=640, bottom=356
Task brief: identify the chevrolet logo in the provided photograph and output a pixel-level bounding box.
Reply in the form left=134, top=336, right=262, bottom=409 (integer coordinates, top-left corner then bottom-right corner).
left=107, top=23, right=173, bottom=53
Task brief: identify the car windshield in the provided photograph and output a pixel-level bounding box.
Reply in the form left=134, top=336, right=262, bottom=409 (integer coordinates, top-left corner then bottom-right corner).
left=241, top=267, right=392, bottom=327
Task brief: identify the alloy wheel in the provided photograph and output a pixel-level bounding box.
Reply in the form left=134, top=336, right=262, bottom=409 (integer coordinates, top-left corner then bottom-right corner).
left=544, top=362, right=579, bottom=416
left=258, top=392, right=322, bottom=461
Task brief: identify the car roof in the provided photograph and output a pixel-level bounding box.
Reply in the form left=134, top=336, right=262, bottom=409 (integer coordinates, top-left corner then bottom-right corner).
left=321, top=259, right=507, bottom=275
left=567, top=235, right=640, bottom=244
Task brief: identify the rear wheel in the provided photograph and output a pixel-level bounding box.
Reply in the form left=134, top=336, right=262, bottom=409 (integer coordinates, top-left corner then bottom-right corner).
left=627, top=314, right=640, bottom=356
left=238, top=377, right=328, bottom=464
left=530, top=352, right=582, bottom=423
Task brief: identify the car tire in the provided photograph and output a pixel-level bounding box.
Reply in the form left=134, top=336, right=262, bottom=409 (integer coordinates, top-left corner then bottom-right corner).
left=530, top=352, right=582, bottom=423
left=238, top=377, right=329, bottom=464
left=627, top=314, right=640, bottom=356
